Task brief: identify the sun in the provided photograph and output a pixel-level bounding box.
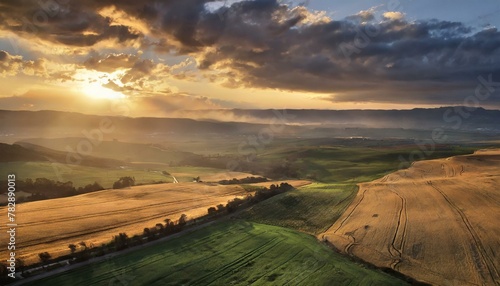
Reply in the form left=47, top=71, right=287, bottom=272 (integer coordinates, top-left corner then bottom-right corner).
left=83, top=82, right=125, bottom=100
left=74, top=69, right=127, bottom=100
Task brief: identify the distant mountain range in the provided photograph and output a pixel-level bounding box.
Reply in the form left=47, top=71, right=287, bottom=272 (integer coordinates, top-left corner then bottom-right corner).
left=0, top=108, right=499, bottom=143
left=0, top=109, right=274, bottom=139
left=178, top=107, right=500, bottom=130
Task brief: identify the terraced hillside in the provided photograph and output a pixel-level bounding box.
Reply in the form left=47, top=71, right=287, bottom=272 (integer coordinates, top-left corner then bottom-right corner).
left=322, top=149, right=500, bottom=285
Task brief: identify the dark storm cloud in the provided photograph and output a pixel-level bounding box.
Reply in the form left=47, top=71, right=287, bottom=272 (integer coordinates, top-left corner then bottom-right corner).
left=0, top=0, right=141, bottom=46
left=191, top=1, right=500, bottom=105
left=2, top=0, right=500, bottom=104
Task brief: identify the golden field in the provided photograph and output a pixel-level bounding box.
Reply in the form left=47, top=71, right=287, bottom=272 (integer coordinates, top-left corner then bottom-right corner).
left=1, top=180, right=307, bottom=265
left=322, top=149, right=500, bottom=285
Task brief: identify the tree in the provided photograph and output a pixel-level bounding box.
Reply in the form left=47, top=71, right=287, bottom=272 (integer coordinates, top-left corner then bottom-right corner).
left=15, top=258, right=25, bottom=275
left=216, top=204, right=226, bottom=212
left=114, top=233, right=129, bottom=250
left=178, top=214, right=188, bottom=227
left=68, top=244, right=77, bottom=254
left=113, top=176, right=135, bottom=189
left=164, top=218, right=175, bottom=233
left=24, top=178, right=34, bottom=189
left=130, top=235, right=142, bottom=246
left=78, top=241, right=87, bottom=250
left=79, top=182, right=104, bottom=193
left=155, top=223, right=164, bottom=233
left=207, top=207, right=217, bottom=216
left=38, top=252, right=51, bottom=269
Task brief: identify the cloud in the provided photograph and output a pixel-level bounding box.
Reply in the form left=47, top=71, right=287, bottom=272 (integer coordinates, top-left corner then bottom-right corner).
left=382, top=11, right=405, bottom=21
left=83, top=53, right=141, bottom=73
left=0, top=1, right=141, bottom=48
left=1, top=0, right=500, bottom=106
left=0, top=89, right=113, bottom=113
left=0, top=50, right=48, bottom=77
left=345, top=8, right=377, bottom=23
left=0, top=88, right=232, bottom=117
left=185, top=1, right=500, bottom=105
left=138, top=93, right=222, bottom=112
left=81, top=52, right=186, bottom=96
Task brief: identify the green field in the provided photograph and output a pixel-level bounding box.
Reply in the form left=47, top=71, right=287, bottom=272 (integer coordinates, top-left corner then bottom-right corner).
left=20, top=138, right=190, bottom=163
left=0, top=162, right=168, bottom=188
left=239, top=183, right=356, bottom=234
left=166, top=166, right=237, bottom=182
left=282, top=145, right=476, bottom=183
left=26, top=221, right=407, bottom=286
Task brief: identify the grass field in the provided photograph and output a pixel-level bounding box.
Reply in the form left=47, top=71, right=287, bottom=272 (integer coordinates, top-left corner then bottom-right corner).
left=289, top=145, right=478, bottom=183
left=0, top=161, right=257, bottom=189
left=0, top=162, right=168, bottom=188
left=239, top=183, right=356, bottom=234
left=24, top=221, right=408, bottom=286
left=19, top=138, right=190, bottom=163
left=323, top=149, right=500, bottom=285
left=165, top=166, right=254, bottom=183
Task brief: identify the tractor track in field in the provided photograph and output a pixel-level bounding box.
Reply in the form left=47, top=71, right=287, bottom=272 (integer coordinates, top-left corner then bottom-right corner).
left=203, top=237, right=286, bottom=282
left=19, top=186, right=244, bottom=213
left=19, top=189, right=245, bottom=227
left=146, top=231, right=268, bottom=283
left=333, top=189, right=367, bottom=234
left=17, top=202, right=225, bottom=248
left=427, top=180, right=500, bottom=285
left=388, top=188, right=408, bottom=271
left=19, top=188, right=248, bottom=227
left=20, top=198, right=216, bottom=226
left=344, top=232, right=357, bottom=256
left=190, top=236, right=286, bottom=285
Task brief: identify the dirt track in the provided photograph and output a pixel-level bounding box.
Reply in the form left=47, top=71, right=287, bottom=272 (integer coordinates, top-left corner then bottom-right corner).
left=321, top=149, right=500, bottom=285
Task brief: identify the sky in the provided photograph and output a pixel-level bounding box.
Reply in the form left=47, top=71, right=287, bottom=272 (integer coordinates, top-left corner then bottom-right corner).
left=0, top=0, right=499, bottom=117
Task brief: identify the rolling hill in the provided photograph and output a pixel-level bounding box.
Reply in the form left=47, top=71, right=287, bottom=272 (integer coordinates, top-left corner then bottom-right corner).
left=322, top=149, right=500, bottom=285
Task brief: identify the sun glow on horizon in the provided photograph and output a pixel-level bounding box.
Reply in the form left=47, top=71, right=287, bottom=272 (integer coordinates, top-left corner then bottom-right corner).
left=82, top=82, right=125, bottom=100
left=74, top=69, right=126, bottom=100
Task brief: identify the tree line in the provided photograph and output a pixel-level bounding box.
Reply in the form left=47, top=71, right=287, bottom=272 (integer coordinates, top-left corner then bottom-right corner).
left=218, top=176, right=268, bottom=185
left=0, top=178, right=104, bottom=203
left=209, top=183, right=294, bottom=214
left=0, top=176, right=141, bottom=205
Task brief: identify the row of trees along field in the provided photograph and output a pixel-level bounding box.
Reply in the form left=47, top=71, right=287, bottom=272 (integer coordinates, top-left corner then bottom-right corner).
left=0, top=183, right=294, bottom=280
left=218, top=176, right=268, bottom=185
left=0, top=176, right=140, bottom=204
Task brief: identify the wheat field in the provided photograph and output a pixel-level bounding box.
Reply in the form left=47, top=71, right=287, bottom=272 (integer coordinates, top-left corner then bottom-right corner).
left=0, top=180, right=307, bottom=265
left=322, top=149, right=500, bottom=285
